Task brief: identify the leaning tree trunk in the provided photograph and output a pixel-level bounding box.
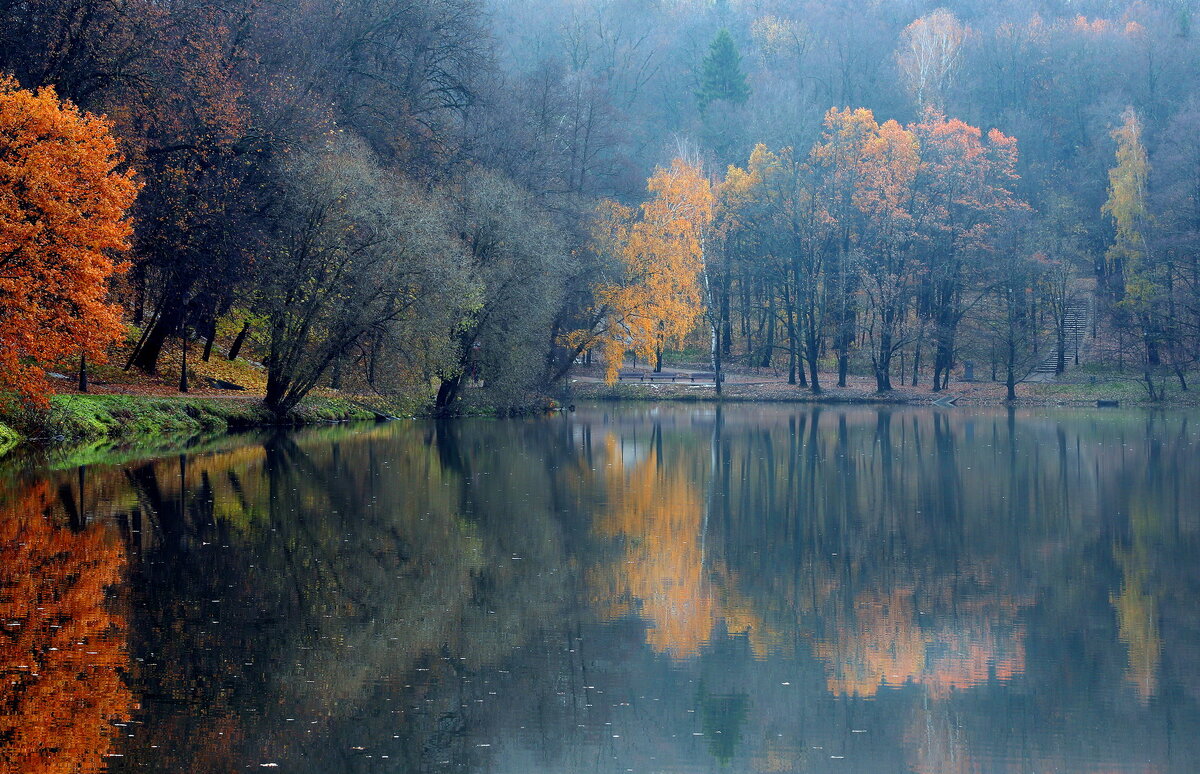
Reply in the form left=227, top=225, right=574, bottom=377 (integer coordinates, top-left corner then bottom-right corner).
left=129, top=304, right=184, bottom=374
left=435, top=375, right=463, bottom=414
left=227, top=320, right=251, bottom=361
left=201, top=315, right=217, bottom=362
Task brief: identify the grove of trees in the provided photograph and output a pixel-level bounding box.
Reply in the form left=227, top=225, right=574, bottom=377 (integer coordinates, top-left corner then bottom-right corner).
left=5, top=0, right=1200, bottom=408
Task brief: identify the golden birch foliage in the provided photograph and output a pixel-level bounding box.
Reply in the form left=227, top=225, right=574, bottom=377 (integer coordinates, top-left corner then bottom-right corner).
left=1110, top=501, right=1164, bottom=704
left=587, top=159, right=715, bottom=382
left=1102, top=107, right=1154, bottom=305
left=0, top=77, right=138, bottom=403
left=896, top=10, right=969, bottom=109
left=589, top=434, right=779, bottom=660
left=1111, top=549, right=1162, bottom=703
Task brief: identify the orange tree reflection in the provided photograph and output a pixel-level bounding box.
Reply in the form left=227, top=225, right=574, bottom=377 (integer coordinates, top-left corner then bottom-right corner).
left=0, top=480, right=133, bottom=774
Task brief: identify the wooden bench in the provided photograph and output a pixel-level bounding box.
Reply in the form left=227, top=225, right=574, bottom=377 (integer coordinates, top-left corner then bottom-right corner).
left=618, top=370, right=646, bottom=381
left=644, top=372, right=681, bottom=382
left=689, top=372, right=722, bottom=382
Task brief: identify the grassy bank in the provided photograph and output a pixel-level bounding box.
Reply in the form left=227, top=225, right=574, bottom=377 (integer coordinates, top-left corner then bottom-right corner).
left=0, top=420, right=18, bottom=456
left=567, top=375, right=1200, bottom=407
left=0, top=394, right=380, bottom=450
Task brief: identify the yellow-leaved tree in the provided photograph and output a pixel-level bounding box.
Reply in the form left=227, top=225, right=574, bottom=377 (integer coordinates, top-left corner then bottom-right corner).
left=1102, top=107, right=1168, bottom=397
left=581, top=159, right=715, bottom=382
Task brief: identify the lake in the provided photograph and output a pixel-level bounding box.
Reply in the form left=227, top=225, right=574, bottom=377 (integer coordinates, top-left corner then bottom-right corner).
left=2, top=403, right=1199, bottom=773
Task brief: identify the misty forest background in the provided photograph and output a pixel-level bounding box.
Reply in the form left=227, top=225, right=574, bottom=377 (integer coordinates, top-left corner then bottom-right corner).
left=6, top=0, right=1200, bottom=412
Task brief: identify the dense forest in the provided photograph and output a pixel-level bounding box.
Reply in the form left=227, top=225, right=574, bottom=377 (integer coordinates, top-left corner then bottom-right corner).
left=3, top=0, right=1200, bottom=412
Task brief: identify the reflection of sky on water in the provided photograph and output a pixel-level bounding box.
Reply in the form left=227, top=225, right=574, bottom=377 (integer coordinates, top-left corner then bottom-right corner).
left=0, top=405, right=1197, bottom=773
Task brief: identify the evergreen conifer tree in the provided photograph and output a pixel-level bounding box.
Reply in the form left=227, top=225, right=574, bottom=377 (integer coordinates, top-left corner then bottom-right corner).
left=696, top=29, right=750, bottom=114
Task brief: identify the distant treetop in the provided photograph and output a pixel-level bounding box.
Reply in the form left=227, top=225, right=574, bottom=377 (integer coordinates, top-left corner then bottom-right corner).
left=696, top=29, right=751, bottom=114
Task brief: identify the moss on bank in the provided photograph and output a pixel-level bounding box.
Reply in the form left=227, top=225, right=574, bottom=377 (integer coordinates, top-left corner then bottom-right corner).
left=0, top=394, right=378, bottom=449
left=0, top=420, right=19, bottom=456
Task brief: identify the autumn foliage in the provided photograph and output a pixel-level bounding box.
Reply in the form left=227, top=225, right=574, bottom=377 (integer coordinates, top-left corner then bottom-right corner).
left=0, top=77, right=138, bottom=403
left=0, top=481, right=133, bottom=773
left=589, top=433, right=779, bottom=660
left=583, top=159, right=714, bottom=382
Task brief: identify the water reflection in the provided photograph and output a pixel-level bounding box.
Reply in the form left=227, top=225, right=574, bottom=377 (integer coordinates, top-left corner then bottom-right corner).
left=0, top=480, right=132, bottom=773
left=590, top=430, right=776, bottom=661
left=0, top=406, right=1197, bottom=772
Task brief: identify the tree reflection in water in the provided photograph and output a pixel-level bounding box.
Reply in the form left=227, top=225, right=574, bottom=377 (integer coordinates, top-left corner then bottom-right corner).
left=0, top=407, right=1198, bottom=773
left=0, top=479, right=132, bottom=774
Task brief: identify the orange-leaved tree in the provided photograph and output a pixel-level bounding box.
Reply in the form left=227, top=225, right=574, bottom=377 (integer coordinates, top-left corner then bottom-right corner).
left=0, top=76, right=138, bottom=403
left=582, top=158, right=714, bottom=382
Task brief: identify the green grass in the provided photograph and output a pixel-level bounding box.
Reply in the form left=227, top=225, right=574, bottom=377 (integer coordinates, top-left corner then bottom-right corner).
left=1029, top=373, right=1200, bottom=405
left=0, top=420, right=18, bottom=456
left=1030, top=378, right=1147, bottom=402
left=0, top=394, right=380, bottom=454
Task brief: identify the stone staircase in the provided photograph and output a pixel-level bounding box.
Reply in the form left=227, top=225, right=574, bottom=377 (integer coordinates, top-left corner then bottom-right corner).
left=1028, top=300, right=1090, bottom=381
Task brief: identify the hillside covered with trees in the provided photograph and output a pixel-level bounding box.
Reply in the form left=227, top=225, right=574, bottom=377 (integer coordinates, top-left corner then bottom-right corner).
left=3, top=0, right=1200, bottom=414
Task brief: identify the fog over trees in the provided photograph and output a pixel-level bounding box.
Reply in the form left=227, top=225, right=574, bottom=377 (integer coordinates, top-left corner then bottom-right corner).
left=4, top=0, right=1200, bottom=409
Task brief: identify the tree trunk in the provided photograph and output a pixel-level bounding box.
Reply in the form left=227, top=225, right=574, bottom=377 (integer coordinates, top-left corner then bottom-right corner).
left=760, top=295, right=775, bottom=369
left=1143, top=369, right=1160, bottom=401
left=78, top=353, right=88, bottom=393
left=709, top=316, right=723, bottom=397
left=179, top=335, right=189, bottom=393
left=933, top=331, right=954, bottom=392
left=201, top=315, right=217, bottom=362
left=368, top=338, right=381, bottom=386
left=129, top=304, right=184, bottom=374
left=1055, top=318, right=1066, bottom=374
left=227, top=320, right=251, bottom=361
left=1006, top=337, right=1017, bottom=401
left=786, top=301, right=797, bottom=385
left=875, top=343, right=892, bottom=392
left=1146, top=333, right=1161, bottom=366
left=721, top=277, right=732, bottom=358
left=435, top=375, right=463, bottom=414
left=805, top=324, right=821, bottom=394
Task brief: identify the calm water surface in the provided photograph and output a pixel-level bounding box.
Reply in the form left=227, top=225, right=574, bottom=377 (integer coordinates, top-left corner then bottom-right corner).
left=3, top=404, right=1200, bottom=773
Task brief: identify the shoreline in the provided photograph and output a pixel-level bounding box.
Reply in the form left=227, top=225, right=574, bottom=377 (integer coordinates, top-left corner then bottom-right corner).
left=0, top=394, right=385, bottom=459
left=2, top=379, right=1194, bottom=461
left=565, top=378, right=1200, bottom=408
